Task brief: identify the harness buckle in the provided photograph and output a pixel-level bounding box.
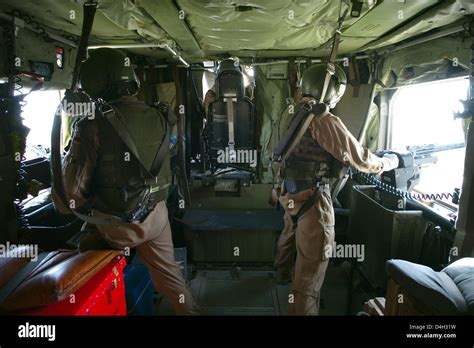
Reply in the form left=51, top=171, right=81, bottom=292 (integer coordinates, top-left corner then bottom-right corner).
left=98, top=103, right=114, bottom=116
left=302, top=103, right=313, bottom=112
left=326, top=62, right=336, bottom=75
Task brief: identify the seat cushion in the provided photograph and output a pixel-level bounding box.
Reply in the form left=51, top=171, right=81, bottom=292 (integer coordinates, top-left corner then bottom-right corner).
left=0, top=245, right=35, bottom=289
left=0, top=250, right=120, bottom=312
left=386, top=259, right=467, bottom=314
left=442, top=258, right=474, bottom=314
left=209, top=99, right=254, bottom=150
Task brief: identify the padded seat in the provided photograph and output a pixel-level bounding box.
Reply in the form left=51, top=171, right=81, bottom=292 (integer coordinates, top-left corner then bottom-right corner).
left=442, top=258, right=474, bottom=313
left=386, top=258, right=474, bottom=314
left=0, top=249, right=120, bottom=312
left=206, top=66, right=256, bottom=172
left=208, top=99, right=254, bottom=149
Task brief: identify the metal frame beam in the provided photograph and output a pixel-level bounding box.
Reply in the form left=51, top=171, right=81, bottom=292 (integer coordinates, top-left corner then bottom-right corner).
left=88, top=43, right=190, bottom=67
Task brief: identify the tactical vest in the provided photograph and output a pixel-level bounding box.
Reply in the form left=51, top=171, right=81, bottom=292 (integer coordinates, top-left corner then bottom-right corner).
left=278, top=102, right=338, bottom=182
left=87, top=98, right=171, bottom=220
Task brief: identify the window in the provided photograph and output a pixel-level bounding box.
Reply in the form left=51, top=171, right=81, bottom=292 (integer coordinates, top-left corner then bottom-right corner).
left=21, top=90, right=63, bottom=160
left=390, top=77, right=468, bottom=210
left=202, top=70, right=216, bottom=101
left=242, top=65, right=255, bottom=88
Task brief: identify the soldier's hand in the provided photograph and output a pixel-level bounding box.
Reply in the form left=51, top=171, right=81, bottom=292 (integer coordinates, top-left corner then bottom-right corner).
left=381, top=153, right=400, bottom=172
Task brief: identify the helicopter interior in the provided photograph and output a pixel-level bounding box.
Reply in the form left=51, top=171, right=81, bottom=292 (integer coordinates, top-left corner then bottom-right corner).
left=0, top=0, right=473, bottom=317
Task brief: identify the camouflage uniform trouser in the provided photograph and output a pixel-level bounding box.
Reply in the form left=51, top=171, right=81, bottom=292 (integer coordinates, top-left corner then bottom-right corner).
left=84, top=200, right=199, bottom=315
left=274, top=185, right=335, bottom=315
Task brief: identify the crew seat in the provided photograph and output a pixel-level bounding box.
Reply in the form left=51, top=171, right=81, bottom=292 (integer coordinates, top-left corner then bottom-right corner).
left=206, top=66, right=256, bottom=172
left=385, top=257, right=474, bottom=315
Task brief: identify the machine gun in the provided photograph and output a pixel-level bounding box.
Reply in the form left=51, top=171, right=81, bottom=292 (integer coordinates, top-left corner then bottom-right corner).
left=380, top=142, right=465, bottom=192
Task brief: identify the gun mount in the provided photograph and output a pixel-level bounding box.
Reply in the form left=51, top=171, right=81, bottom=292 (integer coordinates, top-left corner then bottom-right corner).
left=381, top=143, right=465, bottom=191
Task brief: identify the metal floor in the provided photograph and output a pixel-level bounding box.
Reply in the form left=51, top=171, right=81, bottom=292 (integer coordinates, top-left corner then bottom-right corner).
left=154, top=263, right=351, bottom=315
left=189, top=269, right=290, bottom=315
left=154, top=269, right=290, bottom=315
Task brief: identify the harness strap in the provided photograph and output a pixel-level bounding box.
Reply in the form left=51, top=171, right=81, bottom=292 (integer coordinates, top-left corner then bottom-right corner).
left=71, top=209, right=125, bottom=225
left=101, top=104, right=170, bottom=181
left=51, top=1, right=98, bottom=213
left=290, top=186, right=325, bottom=225
left=225, top=96, right=236, bottom=151
left=0, top=252, right=50, bottom=305
left=271, top=5, right=347, bottom=196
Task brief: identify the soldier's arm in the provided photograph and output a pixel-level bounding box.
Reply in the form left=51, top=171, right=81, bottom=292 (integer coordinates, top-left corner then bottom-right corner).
left=62, top=119, right=100, bottom=210
left=309, top=113, right=398, bottom=174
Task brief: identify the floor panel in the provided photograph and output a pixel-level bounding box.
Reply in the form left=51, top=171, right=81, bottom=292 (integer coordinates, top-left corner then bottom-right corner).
left=154, top=263, right=351, bottom=315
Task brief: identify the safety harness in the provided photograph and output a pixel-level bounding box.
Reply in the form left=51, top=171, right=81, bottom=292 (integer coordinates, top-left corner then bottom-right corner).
left=51, top=1, right=97, bottom=216
left=288, top=184, right=329, bottom=225
left=270, top=7, right=346, bottom=224
left=50, top=2, right=169, bottom=225
left=50, top=1, right=97, bottom=222
left=69, top=101, right=171, bottom=225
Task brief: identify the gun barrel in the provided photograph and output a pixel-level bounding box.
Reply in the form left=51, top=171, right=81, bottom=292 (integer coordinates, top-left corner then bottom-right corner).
left=409, top=142, right=465, bottom=156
